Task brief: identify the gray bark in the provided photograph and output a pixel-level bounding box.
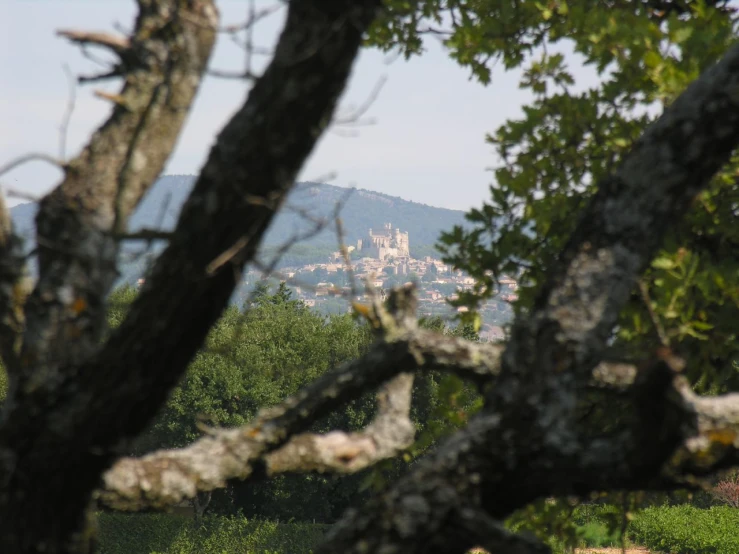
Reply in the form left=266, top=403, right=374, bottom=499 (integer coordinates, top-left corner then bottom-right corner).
left=0, top=1, right=382, bottom=552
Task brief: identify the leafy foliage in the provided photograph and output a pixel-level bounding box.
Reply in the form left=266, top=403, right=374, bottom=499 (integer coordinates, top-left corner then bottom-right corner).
left=629, top=505, right=739, bottom=554
left=711, top=470, right=739, bottom=508
left=102, top=286, right=480, bottom=522
left=97, top=513, right=327, bottom=554
left=127, top=282, right=374, bottom=454
left=371, top=0, right=739, bottom=390
left=0, top=284, right=488, bottom=523
left=369, top=1, right=739, bottom=546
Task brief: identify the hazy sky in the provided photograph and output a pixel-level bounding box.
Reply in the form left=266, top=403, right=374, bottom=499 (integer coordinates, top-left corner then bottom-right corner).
left=1, top=1, right=578, bottom=211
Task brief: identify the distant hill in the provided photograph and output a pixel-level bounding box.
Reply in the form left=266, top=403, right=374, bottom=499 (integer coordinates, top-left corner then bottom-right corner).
left=10, top=176, right=469, bottom=281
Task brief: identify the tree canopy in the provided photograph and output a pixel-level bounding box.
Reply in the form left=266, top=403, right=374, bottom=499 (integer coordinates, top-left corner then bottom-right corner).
left=0, top=1, right=738, bottom=554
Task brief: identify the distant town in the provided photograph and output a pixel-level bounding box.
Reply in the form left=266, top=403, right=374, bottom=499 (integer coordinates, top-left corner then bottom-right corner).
left=135, top=223, right=519, bottom=341
left=246, top=223, right=518, bottom=342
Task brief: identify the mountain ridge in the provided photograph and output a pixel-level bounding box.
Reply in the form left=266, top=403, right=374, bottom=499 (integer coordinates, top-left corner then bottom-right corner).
left=10, top=175, right=468, bottom=252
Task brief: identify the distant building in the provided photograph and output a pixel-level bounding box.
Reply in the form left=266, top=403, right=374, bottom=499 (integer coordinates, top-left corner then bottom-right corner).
left=356, top=223, right=410, bottom=261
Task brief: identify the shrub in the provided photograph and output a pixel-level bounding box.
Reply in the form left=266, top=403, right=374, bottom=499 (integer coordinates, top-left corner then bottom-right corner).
left=629, top=505, right=739, bottom=554
left=97, top=513, right=328, bottom=554
left=712, top=470, right=739, bottom=508
left=576, top=521, right=622, bottom=548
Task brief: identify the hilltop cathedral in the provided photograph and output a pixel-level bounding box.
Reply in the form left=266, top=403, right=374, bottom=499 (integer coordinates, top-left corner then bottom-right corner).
left=357, top=223, right=410, bottom=261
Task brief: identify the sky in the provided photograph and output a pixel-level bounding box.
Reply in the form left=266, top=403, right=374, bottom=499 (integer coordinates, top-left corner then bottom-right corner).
left=1, top=0, right=572, bottom=211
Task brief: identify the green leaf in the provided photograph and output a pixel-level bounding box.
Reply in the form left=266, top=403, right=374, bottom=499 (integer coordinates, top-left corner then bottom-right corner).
left=651, top=257, right=676, bottom=270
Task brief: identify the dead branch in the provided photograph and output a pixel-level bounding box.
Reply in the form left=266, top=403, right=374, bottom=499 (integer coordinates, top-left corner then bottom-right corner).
left=638, top=279, right=670, bottom=347
left=335, top=215, right=359, bottom=299
left=58, top=65, right=77, bottom=161
left=0, top=3, right=384, bottom=551
left=219, top=4, right=283, bottom=34
left=267, top=373, right=415, bottom=475
left=112, top=229, right=173, bottom=242
left=56, top=30, right=131, bottom=57
left=244, top=0, right=257, bottom=79
left=332, top=74, right=387, bottom=127
left=2, top=188, right=41, bottom=203
left=0, top=153, right=65, bottom=179
left=207, top=68, right=259, bottom=80
left=0, top=0, right=220, bottom=550
left=180, top=3, right=283, bottom=34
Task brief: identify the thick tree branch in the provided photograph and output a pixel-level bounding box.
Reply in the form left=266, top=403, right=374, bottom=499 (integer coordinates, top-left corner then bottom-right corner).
left=100, top=373, right=415, bottom=510
left=15, top=0, right=218, bottom=387
left=318, top=43, right=739, bottom=554
left=267, top=373, right=416, bottom=475
left=505, top=41, right=739, bottom=386
left=0, top=0, right=218, bottom=551
left=56, top=30, right=131, bottom=59
left=96, top=281, right=649, bottom=513
left=0, top=2, right=383, bottom=552
left=97, top=285, right=492, bottom=509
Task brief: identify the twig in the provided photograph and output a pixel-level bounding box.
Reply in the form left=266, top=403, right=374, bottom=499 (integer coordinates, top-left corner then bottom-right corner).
left=78, top=69, right=123, bottom=84
left=180, top=4, right=283, bottom=33
left=333, top=191, right=358, bottom=299
left=207, top=68, right=259, bottom=81
left=0, top=153, right=64, bottom=179
left=3, top=188, right=42, bottom=203
left=113, top=229, right=173, bottom=241
left=332, top=75, right=387, bottom=126
left=302, top=171, right=337, bottom=184
left=245, top=0, right=256, bottom=78
left=212, top=184, right=352, bottom=278
left=59, top=64, right=77, bottom=161
left=56, top=30, right=131, bottom=57
left=118, top=191, right=173, bottom=270
left=638, top=279, right=670, bottom=347
left=206, top=236, right=249, bottom=275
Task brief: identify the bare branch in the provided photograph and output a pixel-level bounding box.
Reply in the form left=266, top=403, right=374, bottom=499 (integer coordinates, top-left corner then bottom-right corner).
left=638, top=279, right=670, bottom=347
left=332, top=74, right=387, bottom=126
left=179, top=3, right=283, bottom=34
left=318, top=42, right=739, bottom=554
left=78, top=69, right=124, bottom=84
left=0, top=153, right=65, bottom=179
left=267, top=373, right=415, bottom=475
left=219, top=4, right=283, bottom=34
left=207, top=68, right=259, bottom=80
left=2, top=188, right=41, bottom=203
left=56, top=29, right=131, bottom=58
left=0, top=2, right=384, bottom=550
left=335, top=215, right=359, bottom=299
left=58, top=64, right=77, bottom=162
left=14, top=0, right=218, bottom=388
left=0, top=1, right=220, bottom=549
left=113, top=229, right=173, bottom=241
left=244, top=0, right=257, bottom=78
